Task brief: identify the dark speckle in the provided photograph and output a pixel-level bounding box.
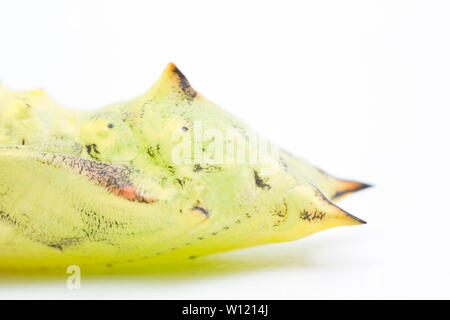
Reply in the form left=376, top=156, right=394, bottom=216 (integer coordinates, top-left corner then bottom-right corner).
left=146, top=145, right=161, bottom=158
left=300, top=209, right=325, bottom=222
left=167, top=165, right=176, bottom=174
left=192, top=206, right=209, bottom=217
left=85, top=144, right=101, bottom=160
left=193, top=164, right=222, bottom=173
left=253, top=170, right=271, bottom=190
left=182, top=126, right=189, bottom=131
left=176, top=178, right=185, bottom=187
left=107, top=123, right=114, bottom=129
left=48, top=244, right=63, bottom=251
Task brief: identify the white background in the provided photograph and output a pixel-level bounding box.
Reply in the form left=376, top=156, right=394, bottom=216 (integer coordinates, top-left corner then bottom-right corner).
left=0, top=0, right=449, bottom=299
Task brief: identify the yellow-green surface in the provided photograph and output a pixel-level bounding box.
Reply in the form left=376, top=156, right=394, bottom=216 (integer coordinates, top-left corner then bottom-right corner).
left=0, top=64, right=369, bottom=272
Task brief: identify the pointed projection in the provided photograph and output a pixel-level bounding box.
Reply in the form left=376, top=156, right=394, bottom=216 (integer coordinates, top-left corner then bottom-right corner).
left=331, top=179, right=372, bottom=201
left=147, top=62, right=197, bottom=100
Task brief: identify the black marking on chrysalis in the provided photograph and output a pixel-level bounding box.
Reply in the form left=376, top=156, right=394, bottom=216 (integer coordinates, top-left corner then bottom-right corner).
left=300, top=209, right=325, bottom=222
left=172, top=65, right=197, bottom=100
left=192, top=206, right=209, bottom=217
left=253, top=170, right=271, bottom=190
left=85, top=143, right=101, bottom=160
left=193, top=164, right=222, bottom=173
